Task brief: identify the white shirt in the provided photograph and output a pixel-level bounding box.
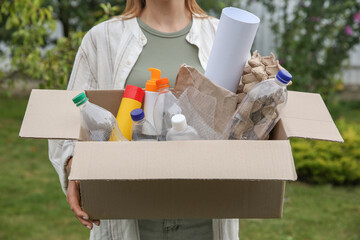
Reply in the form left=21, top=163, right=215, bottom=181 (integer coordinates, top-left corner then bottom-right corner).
left=48, top=16, right=239, bottom=240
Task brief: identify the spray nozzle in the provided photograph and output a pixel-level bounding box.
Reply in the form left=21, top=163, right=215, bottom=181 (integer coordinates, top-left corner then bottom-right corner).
left=148, top=68, right=161, bottom=81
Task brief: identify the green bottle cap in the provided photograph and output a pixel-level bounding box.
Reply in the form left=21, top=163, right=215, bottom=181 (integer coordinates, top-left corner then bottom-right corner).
left=72, top=92, right=88, bottom=107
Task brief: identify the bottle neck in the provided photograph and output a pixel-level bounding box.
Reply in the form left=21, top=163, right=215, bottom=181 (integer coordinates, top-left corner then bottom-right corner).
left=174, top=126, right=187, bottom=132
left=78, top=100, right=89, bottom=110
left=158, top=87, right=170, bottom=93
left=133, top=118, right=145, bottom=124
left=173, top=122, right=187, bottom=132
left=275, top=77, right=287, bottom=88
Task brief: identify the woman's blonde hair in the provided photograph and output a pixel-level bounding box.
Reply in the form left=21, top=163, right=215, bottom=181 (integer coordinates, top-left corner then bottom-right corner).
left=120, top=0, right=208, bottom=19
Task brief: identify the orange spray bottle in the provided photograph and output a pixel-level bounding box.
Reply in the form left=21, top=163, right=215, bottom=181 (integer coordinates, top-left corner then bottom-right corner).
left=144, top=68, right=161, bottom=130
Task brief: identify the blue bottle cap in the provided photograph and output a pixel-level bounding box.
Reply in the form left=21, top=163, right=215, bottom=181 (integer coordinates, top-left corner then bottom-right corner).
left=276, top=69, right=292, bottom=84
left=131, top=108, right=145, bottom=122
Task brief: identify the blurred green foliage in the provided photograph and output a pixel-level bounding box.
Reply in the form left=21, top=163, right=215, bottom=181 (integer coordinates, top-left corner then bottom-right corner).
left=292, top=119, right=360, bottom=185
left=2, top=0, right=359, bottom=96
left=257, top=0, right=360, bottom=101
left=289, top=100, right=360, bottom=185
left=197, top=0, right=239, bottom=17
left=0, top=0, right=56, bottom=88
left=0, top=0, right=236, bottom=90
left=42, top=0, right=124, bottom=38
left=0, top=0, right=122, bottom=90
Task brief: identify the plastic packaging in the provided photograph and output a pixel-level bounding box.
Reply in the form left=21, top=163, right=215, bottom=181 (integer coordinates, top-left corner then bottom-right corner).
left=131, top=109, right=159, bottom=141
left=166, top=114, right=201, bottom=141
left=144, top=68, right=161, bottom=133
left=177, top=86, right=223, bottom=140
left=224, top=69, right=292, bottom=140
left=153, top=78, right=182, bottom=141
left=72, top=92, right=127, bottom=141
left=115, top=85, right=145, bottom=140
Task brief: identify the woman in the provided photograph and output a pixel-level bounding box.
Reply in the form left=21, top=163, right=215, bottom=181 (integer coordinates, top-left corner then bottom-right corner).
left=48, top=0, right=239, bottom=239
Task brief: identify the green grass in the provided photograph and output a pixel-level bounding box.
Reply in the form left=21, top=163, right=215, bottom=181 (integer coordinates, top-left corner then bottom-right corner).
left=240, top=183, right=360, bottom=240
left=0, top=94, right=89, bottom=240
left=0, top=93, right=359, bottom=239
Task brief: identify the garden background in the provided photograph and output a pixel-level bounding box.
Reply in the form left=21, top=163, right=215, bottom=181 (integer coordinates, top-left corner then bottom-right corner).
left=1, top=0, right=359, bottom=239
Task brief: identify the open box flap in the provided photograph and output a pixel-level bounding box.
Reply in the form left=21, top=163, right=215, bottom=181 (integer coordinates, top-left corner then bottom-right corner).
left=19, top=89, right=124, bottom=140
left=69, top=140, right=297, bottom=181
left=85, top=90, right=123, bottom=116
left=280, top=91, right=344, bottom=142
left=19, top=89, right=82, bottom=140
left=20, top=89, right=343, bottom=143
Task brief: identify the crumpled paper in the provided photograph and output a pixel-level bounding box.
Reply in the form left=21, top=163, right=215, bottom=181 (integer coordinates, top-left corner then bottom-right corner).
left=174, top=65, right=238, bottom=134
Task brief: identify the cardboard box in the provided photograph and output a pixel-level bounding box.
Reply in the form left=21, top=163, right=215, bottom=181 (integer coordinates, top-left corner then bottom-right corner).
left=19, top=89, right=343, bottom=219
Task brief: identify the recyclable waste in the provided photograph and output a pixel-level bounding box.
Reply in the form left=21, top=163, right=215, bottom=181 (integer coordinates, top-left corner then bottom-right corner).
left=115, top=85, right=145, bottom=140
left=166, top=114, right=201, bottom=141
left=72, top=92, right=127, bottom=141
left=224, top=69, right=292, bottom=140
left=153, top=78, right=182, bottom=141
left=144, top=68, right=161, bottom=132
left=131, top=109, right=159, bottom=141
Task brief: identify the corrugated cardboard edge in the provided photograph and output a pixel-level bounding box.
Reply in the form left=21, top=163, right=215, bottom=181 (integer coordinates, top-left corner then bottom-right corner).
left=282, top=91, right=344, bottom=143
left=69, top=140, right=297, bottom=181
left=19, top=89, right=343, bottom=144
left=19, top=89, right=82, bottom=140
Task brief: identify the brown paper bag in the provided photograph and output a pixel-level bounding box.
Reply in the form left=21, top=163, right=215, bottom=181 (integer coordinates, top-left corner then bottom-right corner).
left=174, top=65, right=238, bottom=133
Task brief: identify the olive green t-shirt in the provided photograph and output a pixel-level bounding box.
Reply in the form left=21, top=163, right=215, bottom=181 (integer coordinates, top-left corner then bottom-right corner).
left=125, top=18, right=204, bottom=88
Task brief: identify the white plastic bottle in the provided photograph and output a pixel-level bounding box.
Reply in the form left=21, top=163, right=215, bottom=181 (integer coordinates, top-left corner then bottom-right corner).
left=153, top=77, right=182, bottom=141
left=131, top=108, right=159, bottom=141
left=72, top=92, right=127, bottom=141
left=143, top=68, right=161, bottom=132
left=224, top=69, right=292, bottom=140
left=166, top=114, right=201, bottom=141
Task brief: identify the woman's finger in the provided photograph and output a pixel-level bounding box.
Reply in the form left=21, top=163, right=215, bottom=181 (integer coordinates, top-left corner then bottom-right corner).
left=67, top=180, right=93, bottom=229
left=68, top=194, right=93, bottom=229
left=76, top=215, right=93, bottom=229
left=92, top=220, right=100, bottom=226
left=68, top=193, right=90, bottom=221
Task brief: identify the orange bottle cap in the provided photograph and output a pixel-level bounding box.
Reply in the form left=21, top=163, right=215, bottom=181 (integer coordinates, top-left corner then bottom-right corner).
left=145, top=81, right=158, bottom=92
left=156, top=78, right=170, bottom=89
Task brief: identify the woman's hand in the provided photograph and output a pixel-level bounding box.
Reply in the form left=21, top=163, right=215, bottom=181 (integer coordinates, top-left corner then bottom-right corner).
left=66, top=158, right=100, bottom=230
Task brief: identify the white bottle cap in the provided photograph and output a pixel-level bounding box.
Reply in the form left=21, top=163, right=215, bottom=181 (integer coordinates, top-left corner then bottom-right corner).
left=171, top=114, right=187, bottom=132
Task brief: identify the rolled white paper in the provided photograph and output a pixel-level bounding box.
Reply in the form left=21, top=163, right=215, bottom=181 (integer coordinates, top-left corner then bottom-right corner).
left=205, top=7, right=260, bottom=93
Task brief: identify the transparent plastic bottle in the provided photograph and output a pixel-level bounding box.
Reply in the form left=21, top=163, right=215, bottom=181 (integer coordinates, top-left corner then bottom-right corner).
left=72, top=92, right=127, bottom=141
left=166, top=114, right=201, bottom=141
left=153, top=78, right=182, bottom=141
left=131, top=108, right=159, bottom=141
left=224, top=69, right=292, bottom=140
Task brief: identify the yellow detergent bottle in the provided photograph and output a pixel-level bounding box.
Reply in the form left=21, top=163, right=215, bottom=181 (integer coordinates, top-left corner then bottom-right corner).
left=114, top=85, right=145, bottom=140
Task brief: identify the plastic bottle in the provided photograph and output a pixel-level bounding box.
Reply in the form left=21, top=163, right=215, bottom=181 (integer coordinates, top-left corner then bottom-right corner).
left=143, top=68, right=161, bottom=133
left=115, top=85, right=145, bottom=140
left=166, top=114, right=201, bottom=141
left=131, top=109, right=159, bottom=141
left=224, top=69, right=292, bottom=140
left=72, top=92, right=127, bottom=141
left=153, top=78, right=182, bottom=141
